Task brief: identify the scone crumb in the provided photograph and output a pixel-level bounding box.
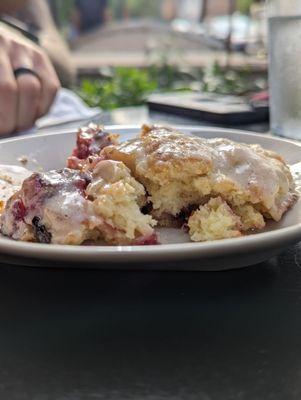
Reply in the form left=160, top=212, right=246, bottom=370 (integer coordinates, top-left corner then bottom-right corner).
left=18, top=155, right=28, bottom=165
left=234, top=204, right=265, bottom=231
left=188, top=197, right=242, bottom=242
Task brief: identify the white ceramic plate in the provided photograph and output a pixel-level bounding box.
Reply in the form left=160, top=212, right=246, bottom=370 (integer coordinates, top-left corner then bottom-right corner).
left=0, top=126, right=300, bottom=271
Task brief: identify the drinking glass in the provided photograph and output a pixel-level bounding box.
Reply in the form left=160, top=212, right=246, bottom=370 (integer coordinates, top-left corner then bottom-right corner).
left=268, top=0, right=301, bottom=139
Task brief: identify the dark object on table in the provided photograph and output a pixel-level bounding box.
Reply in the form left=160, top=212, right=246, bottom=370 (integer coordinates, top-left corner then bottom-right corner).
left=147, top=92, right=269, bottom=125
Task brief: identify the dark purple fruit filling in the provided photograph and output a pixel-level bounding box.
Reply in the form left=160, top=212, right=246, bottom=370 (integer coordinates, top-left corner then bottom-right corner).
left=12, top=199, right=26, bottom=221
left=32, top=216, right=52, bottom=244
left=72, top=126, right=114, bottom=160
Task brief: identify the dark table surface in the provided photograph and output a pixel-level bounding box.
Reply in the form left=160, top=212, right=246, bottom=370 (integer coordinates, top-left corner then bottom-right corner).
left=100, top=106, right=270, bottom=134
left=3, top=109, right=301, bottom=400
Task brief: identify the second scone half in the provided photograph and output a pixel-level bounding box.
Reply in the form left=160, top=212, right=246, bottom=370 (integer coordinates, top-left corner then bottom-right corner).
left=102, top=124, right=297, bottom=240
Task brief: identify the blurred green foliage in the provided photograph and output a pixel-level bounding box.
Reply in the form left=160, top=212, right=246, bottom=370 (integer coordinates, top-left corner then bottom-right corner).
left=201, top=61, right=265, bottom=96
left=122, top=0, right=161, bottom=18
left=236, top=0, right=255, bottom=14
left=76, top=63, right=267, bottom=110
left=76, top=67, right=157, bottom=109
left=54, top=0, right=74, bottom=26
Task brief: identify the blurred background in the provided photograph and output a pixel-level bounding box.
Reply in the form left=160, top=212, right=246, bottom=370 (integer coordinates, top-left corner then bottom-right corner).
left=2, top=0, right=268, bottom=124
left=44, top=0, right=267, bottom=111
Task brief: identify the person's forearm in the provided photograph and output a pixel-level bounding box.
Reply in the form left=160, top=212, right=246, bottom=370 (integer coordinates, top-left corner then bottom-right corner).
left=9, top=0, right=75, bottom=87
left=39, top=29, right=75, bottom=87
left=18, top=0, right=54, bottom=30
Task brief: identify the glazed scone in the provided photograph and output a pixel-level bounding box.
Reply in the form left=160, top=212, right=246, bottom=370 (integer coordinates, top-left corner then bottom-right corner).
left=0, top=169, right=92, bottom=244
left=103, top=125, right=297, bottom=230
left=1, top=162, right=158, bottom=246
left=188, top=197, right=242, bottom=241
left=86, top=160, right=157, bottom=245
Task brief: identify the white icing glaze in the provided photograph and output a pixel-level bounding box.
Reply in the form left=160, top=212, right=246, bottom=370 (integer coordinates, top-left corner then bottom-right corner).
left=207, top=139, right=287, bottom=205
left=42, top=191, right=89, bottom=244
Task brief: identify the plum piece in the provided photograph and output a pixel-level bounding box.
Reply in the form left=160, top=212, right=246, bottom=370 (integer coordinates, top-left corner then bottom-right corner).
left=67, top=124, right=119, bottom=172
